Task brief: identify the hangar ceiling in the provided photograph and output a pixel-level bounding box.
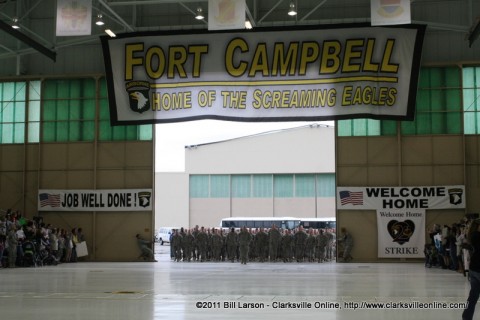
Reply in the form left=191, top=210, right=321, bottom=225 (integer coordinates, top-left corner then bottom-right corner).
left=0, top=0, right=477, bottom=62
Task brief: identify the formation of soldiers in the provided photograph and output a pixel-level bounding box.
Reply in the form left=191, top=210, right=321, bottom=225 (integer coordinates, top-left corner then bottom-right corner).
left=169, top=225, right=336, bottom=264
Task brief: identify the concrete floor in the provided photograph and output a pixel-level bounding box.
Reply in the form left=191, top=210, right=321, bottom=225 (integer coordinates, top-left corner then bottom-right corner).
left=0, top=244, right=472, bottom=320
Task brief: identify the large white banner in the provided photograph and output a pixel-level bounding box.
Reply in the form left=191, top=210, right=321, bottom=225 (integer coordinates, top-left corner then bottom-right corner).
left=101, top=24, right=425, bottom=125
left=56, top=0, right=92, bottom=36
left=337, top=185, right=465, bottom=210
left=38, top=189, right=152, bottom=211
left=377, top=208, right=425, bottom=258
left=371, top=0, right=411, bottom=26
left=338, top=185, right=465, bottom=259
left=208, top=0, right=246, bottom=30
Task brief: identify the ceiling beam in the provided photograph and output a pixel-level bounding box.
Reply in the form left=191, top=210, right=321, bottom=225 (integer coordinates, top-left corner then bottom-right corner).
left=0, top=19, right=56, bottom=61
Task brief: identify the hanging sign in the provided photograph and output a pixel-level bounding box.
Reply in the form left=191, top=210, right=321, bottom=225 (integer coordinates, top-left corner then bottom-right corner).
left=38, top=189, right=152, bottom=211
left=101, top=24, right=426, bottom=125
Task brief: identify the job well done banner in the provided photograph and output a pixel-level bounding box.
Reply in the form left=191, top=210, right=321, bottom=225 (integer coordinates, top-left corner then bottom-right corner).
left=38, top=189, right=152, bottom=211
left=101, top=24, right=426, bottom=125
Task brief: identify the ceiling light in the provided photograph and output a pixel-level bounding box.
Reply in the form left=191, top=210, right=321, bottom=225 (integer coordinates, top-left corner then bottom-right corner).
left=105, top=29, right=116, bottom=37
left=95, top=14, right=105, bottom=26
left=245, top=20, right=253, bottom=29
left=12, top=17, right=20, bottom=29
left=288, top=2, right=297, bottom=16
left=195, top=7, right=204, bottom=20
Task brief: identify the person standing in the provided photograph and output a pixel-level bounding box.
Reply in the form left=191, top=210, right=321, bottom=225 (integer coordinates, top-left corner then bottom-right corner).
left=316, top=229, right=328, bottom=263
left=7, top=226, right=18, bottom=268
left=196, top=227, right=208, bottom=262
left=226, top=228, right=237, bottom=263
left=183, top=229, right=195, bottom=262
left=463, top=219, right=480, bottom=320
left=211, top=229, right=223, bottom=262
left=281, top=229, right=293, bottom=262
left=171, top=229, right=183, bottom=262
left=268, top=224, right=281, bottom=262
left=255, top=228, right=268, bottom=262
left=305, top=228, right=316, bottom=262
left=294, top=226, right=308, bottom=262
left=338, top=227, right=354, bottom=262
left=238, top=226, right=251, bottom=265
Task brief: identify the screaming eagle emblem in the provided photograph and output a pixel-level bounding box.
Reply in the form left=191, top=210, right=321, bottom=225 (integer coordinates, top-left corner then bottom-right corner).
left=126, top=81, right=151, bottom=114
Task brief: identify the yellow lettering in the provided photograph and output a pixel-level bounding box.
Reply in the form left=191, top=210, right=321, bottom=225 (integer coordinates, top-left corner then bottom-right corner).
left=381, top=39, right=399, bottom=73
left=343, top=39, right=364, bottom=73
left=320, top=41, right=341, bottom=74
left=189, top=45, right=208, bottom=77
left=363, top=39, right=379, bottom=72
left=225, top=38, right=248, bottom=77
left=168, top=46, right=188, bottom=78
left=249, top=44, right=269, bottom=77
left=299, top=42, right=319, bottom=76
left=125, top=43, right=144, bottom=81
left=145, top=46, right=165, bottom=79
left=272, top=42, right=299, bottom=76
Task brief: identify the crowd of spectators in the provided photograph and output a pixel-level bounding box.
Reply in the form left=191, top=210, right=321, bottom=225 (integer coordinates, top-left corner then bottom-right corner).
left=166, top=225, right=337, bottom=264
left=0, top=209, right=85, bottom=268
left=424, top=216, right=476, bottom=277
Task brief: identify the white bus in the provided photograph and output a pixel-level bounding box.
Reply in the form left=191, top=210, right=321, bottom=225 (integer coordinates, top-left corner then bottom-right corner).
left=300, top=217, right=336, bottom=230
left=220, top=217, right=336, bottom=231
left=220, top=217, right=300, bottom=230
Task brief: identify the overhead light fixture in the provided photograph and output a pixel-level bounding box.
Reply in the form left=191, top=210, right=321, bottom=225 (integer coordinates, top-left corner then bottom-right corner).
left=245, top=20, right=253, bottom=29
left=105, top=29, right=116, bottom=37
left=95, top=14, right=105, bottom=26
left=11, top=17, right=20, bottom=29
left=288, top=1, right=297, bottom=16
left=195, top=7, right=204, bottom=20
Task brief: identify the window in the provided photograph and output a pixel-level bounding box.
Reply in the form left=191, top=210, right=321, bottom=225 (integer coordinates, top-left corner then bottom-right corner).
left=464, top=66, right=480, bottom=134
left=210, top=175, right=230, bottom=198
left=274, top=174, right=294, bottom=197
left=42, top=79, right=96, bottom=142
left=295, top=174, right=315, bottom=197
left=232, top=175, right=251, bottom=198
left=189, top=175, right=209, bottom=198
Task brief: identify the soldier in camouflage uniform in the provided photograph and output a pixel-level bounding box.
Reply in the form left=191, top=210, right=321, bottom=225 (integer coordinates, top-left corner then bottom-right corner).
left=226, top=228, right=238, bottom=263
left=294, top=226, right=308, bottom=262
left=281, top=229, right=293, bottom=262
left=196, top=226, right=208, bottom=262
left=325, top=230, right=335, bottom=261
left=305, top=228, right=316, bottom=262
left=179, top=227, right=186, bottom=261
left=211, top=229, right=223, bottom=262
left=183, top=229, right=195, bottom=262
left=192, top=225, right=199, bottom=261
left=316, top=229, right=328, bottom=263
left=238, top=226, right=252, bottom=264
left=338, top=227, right=353, bottom=262
left=255, top=228, right=268, bottom=262
left=171, top=229, right=183, bottom=262
left=249, top=229, right=256, bottom=261
left=268, top=224, right=282, bottom=262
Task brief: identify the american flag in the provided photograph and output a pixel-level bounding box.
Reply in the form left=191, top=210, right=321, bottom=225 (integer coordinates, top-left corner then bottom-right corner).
left=339, top=190, right=364, bottom=205
left=39, top=193, right=61, bottom=207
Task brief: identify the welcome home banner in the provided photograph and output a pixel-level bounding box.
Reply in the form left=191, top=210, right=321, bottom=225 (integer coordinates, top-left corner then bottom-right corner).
left=101, top=24, right=426, bottom=125
left=337, top=185, right=466, bottom=210
left=338, top=185, right=465, bottom=258
left=38, top=189, right=152, bottom=211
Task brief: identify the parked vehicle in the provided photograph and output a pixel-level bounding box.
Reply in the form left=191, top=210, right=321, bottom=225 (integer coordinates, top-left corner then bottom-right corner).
left=155, top=227, right=178, bottom=245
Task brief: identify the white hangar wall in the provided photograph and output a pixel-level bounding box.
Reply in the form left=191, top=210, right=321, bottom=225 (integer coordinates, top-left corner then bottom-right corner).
left=156, top=125, right=335, bottom=229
